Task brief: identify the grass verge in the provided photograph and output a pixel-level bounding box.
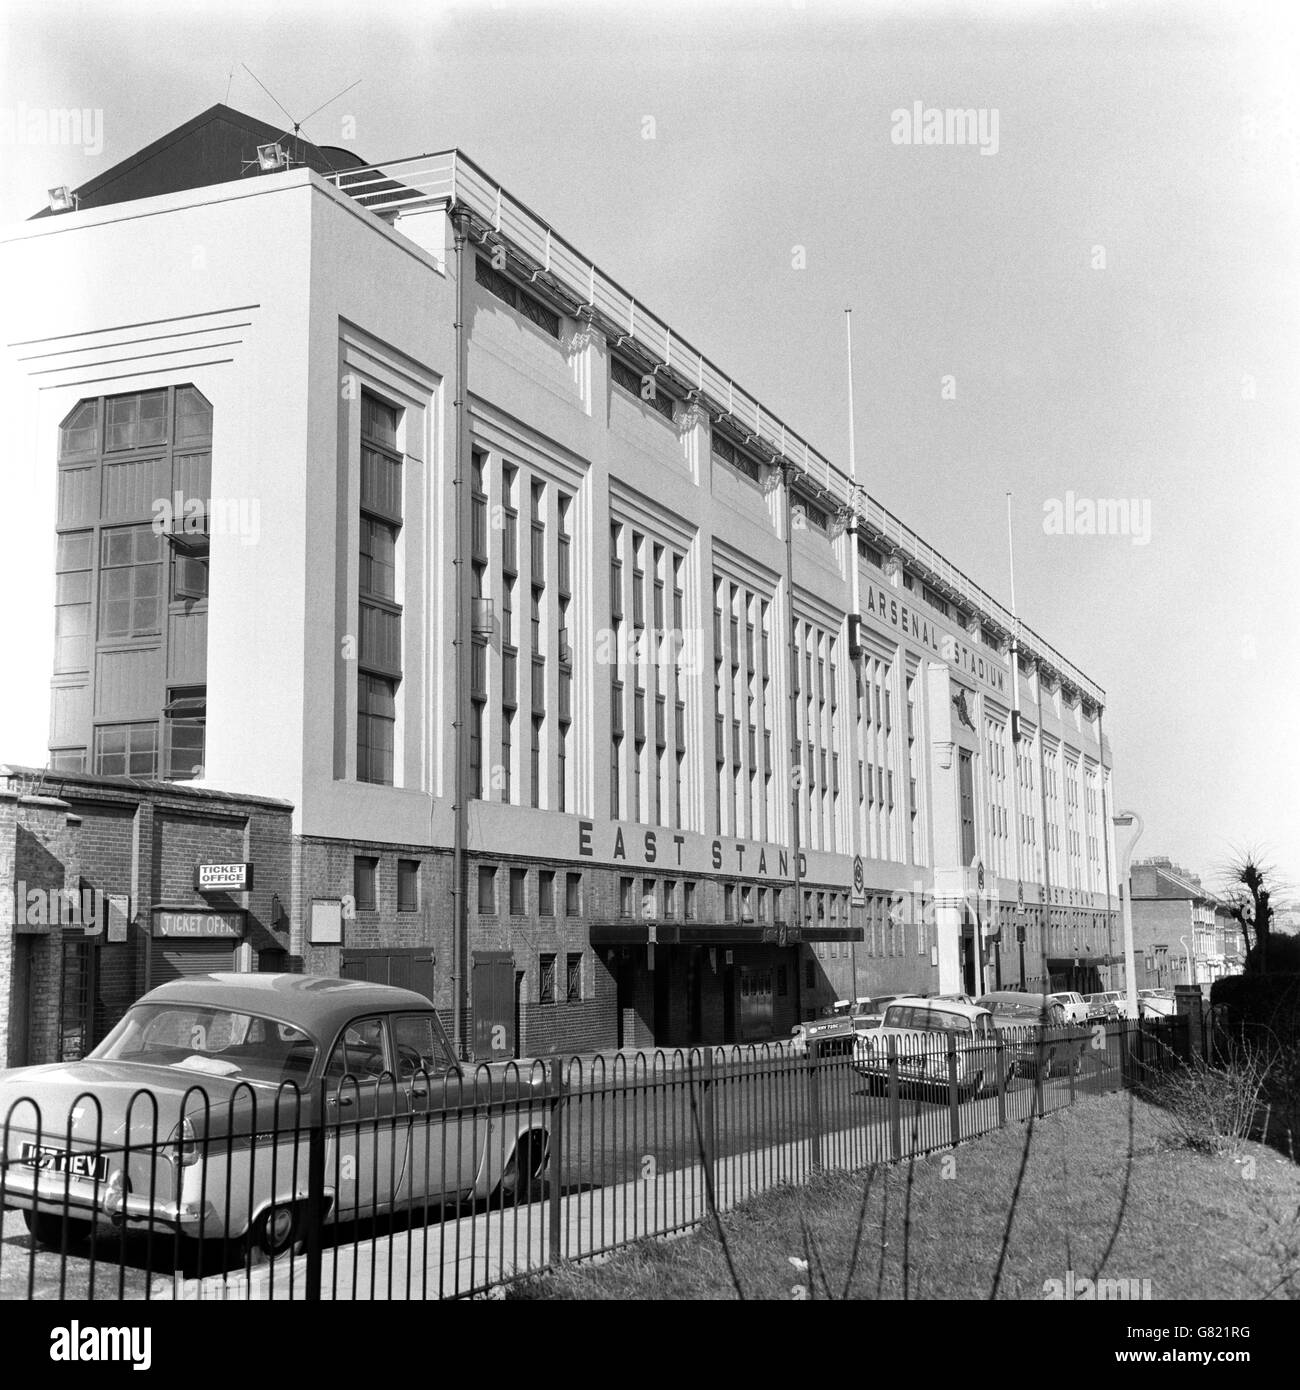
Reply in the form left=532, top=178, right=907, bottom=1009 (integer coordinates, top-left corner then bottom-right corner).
left=506, top=1090, right=1300, bottom=1300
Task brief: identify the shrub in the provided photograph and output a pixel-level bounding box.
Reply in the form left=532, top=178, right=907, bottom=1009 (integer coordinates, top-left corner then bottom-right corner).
left=1140, top=1047, right=1271, bottom=1156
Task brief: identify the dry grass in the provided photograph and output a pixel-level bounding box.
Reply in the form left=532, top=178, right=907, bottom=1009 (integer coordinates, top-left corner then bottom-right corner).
left=505, top=1091, right=1300, bottom=1300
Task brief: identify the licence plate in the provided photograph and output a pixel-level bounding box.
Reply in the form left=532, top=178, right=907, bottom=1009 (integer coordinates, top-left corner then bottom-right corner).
left=19, top=1143, right=109, bottom=1182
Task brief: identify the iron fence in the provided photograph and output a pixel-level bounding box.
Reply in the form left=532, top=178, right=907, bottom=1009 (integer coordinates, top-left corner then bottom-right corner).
left=0, top=1017, right=1187, bottom=1300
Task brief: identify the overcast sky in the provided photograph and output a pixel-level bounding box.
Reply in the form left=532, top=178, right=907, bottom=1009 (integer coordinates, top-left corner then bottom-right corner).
left=2, top=0, right=1297, bottom=895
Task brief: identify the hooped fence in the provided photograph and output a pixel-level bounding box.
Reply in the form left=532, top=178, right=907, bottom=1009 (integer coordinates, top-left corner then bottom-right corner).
left=0, top=1017, right=1189, bottom=1301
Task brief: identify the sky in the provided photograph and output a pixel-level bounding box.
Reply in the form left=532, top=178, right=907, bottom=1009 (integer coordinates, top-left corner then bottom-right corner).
left=1, top=0, right=1297, bottom=896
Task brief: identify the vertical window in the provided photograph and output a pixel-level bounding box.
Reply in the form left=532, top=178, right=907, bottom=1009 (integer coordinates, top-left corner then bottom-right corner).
left=397, top=859, right=420, bottom=912
left=565, top=872, right=582, bottom=917
left=478, top=865, right=497, bottom=915
left=509, top=866, right=527, bottom=915
left=54, top=387, right=214, bottom=782
left=566, top=954, right=583, bottom=1003
left=358, top=392, right=403, bottom=785
left=539, top=954, right=557, bottom=1005
left=54, top=531, right=93, bottom=673
left=353, top=856, right=378, bottom=912
left=620, top=877, right=634, bottom=917
left=99, top=527, right=163, bottom=638
left=539, top=869, right=555, bottom=917
left=724, top=884, right=736, bottom=921
left=684, top=881, right=696, bottom=920
left=164, top=686, right=206, bottom=779
left=358, top=674, right=397, bottom=786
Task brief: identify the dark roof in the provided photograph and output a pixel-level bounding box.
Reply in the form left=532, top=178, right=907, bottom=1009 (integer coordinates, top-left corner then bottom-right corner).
left=31, top=103, right=368, bottom=219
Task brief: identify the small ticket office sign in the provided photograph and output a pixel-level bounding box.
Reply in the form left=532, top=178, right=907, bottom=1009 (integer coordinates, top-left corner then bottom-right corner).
left=195, top=862, right=254, bottom=893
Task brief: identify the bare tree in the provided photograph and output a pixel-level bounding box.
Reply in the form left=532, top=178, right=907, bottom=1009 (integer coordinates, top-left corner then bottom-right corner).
left=1220, top=851, right=1280, bottom=975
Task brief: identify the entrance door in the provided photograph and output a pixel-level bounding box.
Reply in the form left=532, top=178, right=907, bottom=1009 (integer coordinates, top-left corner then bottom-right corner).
left=59, top=938, right=98, bottom=1062
left=960, top=920, right=977, bottom=997
left=341, top=948, right=435, bottom=1002
left=958, top=750, right=976, bottom=864
left=653, top=948, right=672, bottom=1046
left=722, top=962, right=736, bottom=1043
left=738, top=967, right=774, bottom=1042
left=10, top=937, right=33, bottom=1067
left=471, top=952, right=515, bottom=1060
left=686, top=949, right=704, bottom=1046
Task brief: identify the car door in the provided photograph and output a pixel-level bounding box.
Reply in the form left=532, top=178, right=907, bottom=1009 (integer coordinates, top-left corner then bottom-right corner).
left=393, top=1013, right=481, bottom=1205
left=324, top=1015, right=410, bottom=1221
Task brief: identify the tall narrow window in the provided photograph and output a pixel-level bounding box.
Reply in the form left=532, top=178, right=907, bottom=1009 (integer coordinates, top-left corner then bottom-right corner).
left=358, top=393, right=403, bottom=784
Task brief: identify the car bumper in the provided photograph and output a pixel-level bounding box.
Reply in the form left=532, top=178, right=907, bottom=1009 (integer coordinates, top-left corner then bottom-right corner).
left=3, top=1167, right=220, bottom=1237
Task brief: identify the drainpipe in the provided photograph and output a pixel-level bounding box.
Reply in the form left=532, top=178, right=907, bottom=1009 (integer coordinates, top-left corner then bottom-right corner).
left=782, top=463, right=804, bottom=1003
left=1097, top=705, right=1115, bottom=988
left=1035, top=670, right=1055, bottom=994
left=451, top=208, right=471, bottom=1060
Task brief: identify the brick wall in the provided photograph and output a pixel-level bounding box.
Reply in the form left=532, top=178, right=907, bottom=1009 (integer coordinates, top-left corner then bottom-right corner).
left=0, top=767, right=293, bottom=1066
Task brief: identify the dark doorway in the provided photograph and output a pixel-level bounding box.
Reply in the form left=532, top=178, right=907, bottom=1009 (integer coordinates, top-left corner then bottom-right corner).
left=722, top=961, right=736, bottom=1043
left=10, top=937, right=33, bottom=1067
left=686, top=949, right=704, bottom=1045
left=653, top=948, right=672, bottom=1045
left=514, top=970, right=526, bottom=1059
left=616, top=955, right=636, bottom=1048
left=960, top=922, right=977, bottom=997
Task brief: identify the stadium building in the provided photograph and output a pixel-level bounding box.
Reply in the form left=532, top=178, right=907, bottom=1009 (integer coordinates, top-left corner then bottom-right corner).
left=0, top=105, right=1121, bottom=1060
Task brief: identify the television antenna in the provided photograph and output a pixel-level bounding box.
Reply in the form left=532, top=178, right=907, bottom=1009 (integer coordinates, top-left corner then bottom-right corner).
left=238, top=65, right=361, bottom=174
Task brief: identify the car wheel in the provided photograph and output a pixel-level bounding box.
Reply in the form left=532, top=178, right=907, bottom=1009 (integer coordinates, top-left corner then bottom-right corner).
left=493, top=1131, right=548, bottom=1206
left=23, top=1209, right=93, bottom=1248
left=246, top=1202, right=305, bottom=1263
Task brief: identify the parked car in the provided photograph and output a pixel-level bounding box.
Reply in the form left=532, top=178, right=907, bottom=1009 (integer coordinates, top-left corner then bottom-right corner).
left=854, top=997, right=1010, bottom=1098
left=976, top=992, right=1087, bottom=1078
left=1137, top=988, right=1177, bottom=1019
left=1084, top=990, right=1125, bottom=1022
left=0, top=973, right=551, bottom=1260
left=1048, top=991, right=1089, bottom=1026
left=797, top=996, right=900, bottom=1053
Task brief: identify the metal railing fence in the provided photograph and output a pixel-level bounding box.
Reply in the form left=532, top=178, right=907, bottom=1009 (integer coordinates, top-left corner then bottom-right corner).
left=0, top=1017, right=1186, bottom=1300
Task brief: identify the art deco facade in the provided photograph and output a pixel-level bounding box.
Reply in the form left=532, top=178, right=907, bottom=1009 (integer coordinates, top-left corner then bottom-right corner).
left=0, top=106, right=1121, bottom=1059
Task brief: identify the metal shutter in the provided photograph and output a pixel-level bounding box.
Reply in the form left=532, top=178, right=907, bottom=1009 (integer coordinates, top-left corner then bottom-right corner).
left=150, top=939, right=237, bottom=985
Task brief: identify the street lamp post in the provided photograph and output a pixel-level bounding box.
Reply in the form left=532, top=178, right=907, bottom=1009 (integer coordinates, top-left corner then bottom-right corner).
left=1112, top=810, right=1144, bottom=1019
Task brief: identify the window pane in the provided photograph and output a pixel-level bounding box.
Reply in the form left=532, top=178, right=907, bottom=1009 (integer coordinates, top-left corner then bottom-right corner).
left=397, top=859, right=419, bottom=912
left=57, top=531, right=93, bottom=573
left=174, top=387, right=213, bottom=446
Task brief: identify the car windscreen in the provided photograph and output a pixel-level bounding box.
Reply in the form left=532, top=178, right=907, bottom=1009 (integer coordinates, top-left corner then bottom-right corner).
left=987, top=1002, right=1045, bottom=1021
left=90, top=1004, right=318, bottom=1086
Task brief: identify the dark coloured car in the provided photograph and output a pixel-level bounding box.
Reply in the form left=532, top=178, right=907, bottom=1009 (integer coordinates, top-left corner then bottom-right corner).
left=976, top=991, right=1087, bottom=1078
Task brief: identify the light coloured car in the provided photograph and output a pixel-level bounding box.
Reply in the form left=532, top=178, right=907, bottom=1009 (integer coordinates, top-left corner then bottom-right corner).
left=1048, top=991, right=1089, bottom=1026
left=854, top=997, right=1010, bottom=1098
left=1084, top=990, right=1123, bottom=1022
left=0, top=973, right=551, bottom=1261
left=1137, top=988, right=1177, bottom=1019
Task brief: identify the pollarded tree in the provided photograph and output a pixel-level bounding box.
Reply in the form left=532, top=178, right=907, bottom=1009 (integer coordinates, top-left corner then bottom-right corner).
left=1220, top=853, right=1279, bottom=975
